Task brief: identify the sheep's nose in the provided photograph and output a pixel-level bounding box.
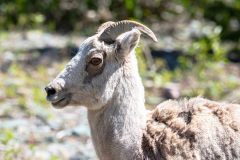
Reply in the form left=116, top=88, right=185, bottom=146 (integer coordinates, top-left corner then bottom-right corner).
left=45, top=86, right=56, bottom=97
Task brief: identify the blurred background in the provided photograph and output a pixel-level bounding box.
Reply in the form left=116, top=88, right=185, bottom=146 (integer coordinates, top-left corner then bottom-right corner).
left=0, top=0, right=240, bottom=159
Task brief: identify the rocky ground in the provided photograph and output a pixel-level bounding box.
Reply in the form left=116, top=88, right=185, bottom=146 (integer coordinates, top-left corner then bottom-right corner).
left=0, top=32, right=97, bottom=160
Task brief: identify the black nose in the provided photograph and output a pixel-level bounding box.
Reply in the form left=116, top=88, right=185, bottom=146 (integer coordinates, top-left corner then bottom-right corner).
left=45, top=86, right=56, bottom=97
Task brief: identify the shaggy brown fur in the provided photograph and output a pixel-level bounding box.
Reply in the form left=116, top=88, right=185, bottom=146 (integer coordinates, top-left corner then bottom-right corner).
left=142, top=97, right=240, bottom=160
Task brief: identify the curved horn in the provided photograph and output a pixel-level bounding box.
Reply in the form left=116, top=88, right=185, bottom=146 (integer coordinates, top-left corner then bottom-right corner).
left=97, top=21, right=115, bottom=33
left=98, top=20, right=158, bottom=44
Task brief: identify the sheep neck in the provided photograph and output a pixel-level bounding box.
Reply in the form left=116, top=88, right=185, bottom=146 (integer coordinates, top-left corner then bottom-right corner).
left=88, top=70, right=146, bottom=160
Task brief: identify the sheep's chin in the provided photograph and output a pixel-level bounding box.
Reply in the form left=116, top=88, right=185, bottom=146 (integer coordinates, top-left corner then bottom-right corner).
left=51, top=97, right=70, bottom=109
left=52, top=104, right=67, bottom=109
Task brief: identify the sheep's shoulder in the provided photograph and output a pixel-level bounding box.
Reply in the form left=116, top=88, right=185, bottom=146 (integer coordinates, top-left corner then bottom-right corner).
left=142, top=97, right=240, bottom=160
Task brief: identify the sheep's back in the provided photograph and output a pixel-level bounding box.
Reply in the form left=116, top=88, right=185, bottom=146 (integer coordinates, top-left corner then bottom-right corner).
left=142, top=97, right=240, bottom=160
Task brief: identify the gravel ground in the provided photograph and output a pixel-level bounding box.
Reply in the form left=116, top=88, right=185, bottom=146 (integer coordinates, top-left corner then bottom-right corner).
left=0, top=106, right=97, bottom=160
left=0, top=32, right=98, bottom=159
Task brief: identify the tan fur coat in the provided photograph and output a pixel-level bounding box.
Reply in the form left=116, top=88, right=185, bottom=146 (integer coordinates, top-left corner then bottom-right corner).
left=143, top=98, right=240, bottom=160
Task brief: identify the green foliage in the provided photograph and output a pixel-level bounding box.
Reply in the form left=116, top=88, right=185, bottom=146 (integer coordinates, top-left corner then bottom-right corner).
left=182, top=0, right=240, bottom=41
left=1, top=62, right=52, bottom=116
left=0, top=58, right=70, bottom=159
left=0, top=129, right=22, bottom=160
left=179, top=25, right=227, bottom=69
left=0, top=129, right=14, bottom=145
left=146, top=26, right=239, bottom=103
left=135, top=45, right=147, bottom=76
left=50, top=155, right=60, bottom=160
left=1, top=0, right=239, bottom=43
left=0, top=0, right=93, bottom=31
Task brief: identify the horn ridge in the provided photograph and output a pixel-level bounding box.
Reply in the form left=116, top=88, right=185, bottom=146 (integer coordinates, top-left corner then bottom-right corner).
left=97, top=21, right=115, bottom=33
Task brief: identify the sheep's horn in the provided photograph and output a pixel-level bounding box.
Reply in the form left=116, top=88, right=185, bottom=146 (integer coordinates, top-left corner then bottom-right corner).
left=98, top=20, right=158, bottom=44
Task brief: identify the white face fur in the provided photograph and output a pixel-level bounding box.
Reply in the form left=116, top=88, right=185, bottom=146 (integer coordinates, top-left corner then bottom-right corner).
left=45, top=29, right=141, bottom=110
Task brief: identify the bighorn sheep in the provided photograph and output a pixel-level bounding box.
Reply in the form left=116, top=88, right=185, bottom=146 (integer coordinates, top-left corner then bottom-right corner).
left=45, top=20, right=240, bottom=160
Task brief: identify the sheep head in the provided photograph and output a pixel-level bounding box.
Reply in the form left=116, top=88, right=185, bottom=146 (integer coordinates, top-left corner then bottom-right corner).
left=45, top=20, right=157, bottom=109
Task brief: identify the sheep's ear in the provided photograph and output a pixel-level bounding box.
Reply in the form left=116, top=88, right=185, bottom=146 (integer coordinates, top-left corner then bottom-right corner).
left=115, top=29, right=141, bottom=56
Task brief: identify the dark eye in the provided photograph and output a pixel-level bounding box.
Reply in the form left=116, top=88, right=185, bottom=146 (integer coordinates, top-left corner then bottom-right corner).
left=90, top=57, right=102, bottom=66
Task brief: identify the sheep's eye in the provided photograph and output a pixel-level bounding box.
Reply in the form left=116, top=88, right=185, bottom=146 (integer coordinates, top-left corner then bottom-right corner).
left=90, top=57, right=102, bottom=66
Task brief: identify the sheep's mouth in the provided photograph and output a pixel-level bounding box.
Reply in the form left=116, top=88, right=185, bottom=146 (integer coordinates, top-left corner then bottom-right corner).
left=51, top=94, right=71, bottom=109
